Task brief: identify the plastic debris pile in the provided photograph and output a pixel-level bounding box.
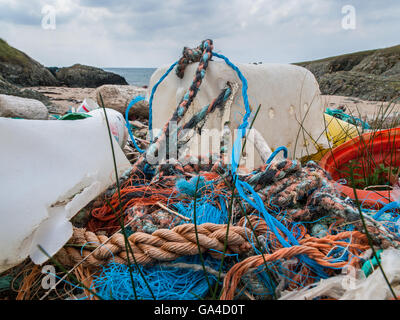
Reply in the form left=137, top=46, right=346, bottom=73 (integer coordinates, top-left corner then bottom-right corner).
left=3, top=39, right=400, bottom=301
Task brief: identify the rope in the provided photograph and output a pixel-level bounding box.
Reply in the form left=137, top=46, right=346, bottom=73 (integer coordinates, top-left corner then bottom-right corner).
left=125, top=96, right=146, bottom=153
left=213, top=52, right=251, bottom=175
left=220, top=231, right=370, bottom=300
left=56, top=217, right=266, bottom=268
left=61, top=39, right=400, bottom=300
left=131, top=39, right=214, bottom=178
left=266, top=146, right=288, bottom=165
left=148, top=61, right=179, bottom=142
left=325, top=108, right=371, bottom=129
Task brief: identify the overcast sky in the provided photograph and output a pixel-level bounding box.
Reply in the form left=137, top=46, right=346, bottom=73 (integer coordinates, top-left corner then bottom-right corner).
left=0, top=0, right=399, bottom=68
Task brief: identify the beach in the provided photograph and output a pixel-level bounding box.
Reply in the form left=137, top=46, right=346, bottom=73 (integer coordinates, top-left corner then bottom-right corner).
left=28, top=84, right=400, bottom=121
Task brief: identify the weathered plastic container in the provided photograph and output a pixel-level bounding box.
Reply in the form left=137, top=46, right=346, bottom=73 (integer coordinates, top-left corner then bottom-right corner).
left=0, top=115, right=131, bottom=272
left=88, top=108, right=128, bottom=148
left=148, top=61, right=329, bottom=169
left=323, top=113, right=360, bottom=147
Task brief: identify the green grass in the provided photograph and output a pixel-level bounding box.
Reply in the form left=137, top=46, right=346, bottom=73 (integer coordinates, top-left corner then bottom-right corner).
left=294, top=44, right=400, bottom=66
left=0, top=38, right=32, bottom=68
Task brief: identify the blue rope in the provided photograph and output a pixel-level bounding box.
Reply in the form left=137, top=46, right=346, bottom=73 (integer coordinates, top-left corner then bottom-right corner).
left=373, top=201, right=400, bottom=221
left=125, top=96, right=146, bottom=153
left=148, top=60, right=179, bottom=143
left=266, top=146, right=288, bottom=164
left=213, top=52, right=251, bottom=175
left=92, top=256, right=220, bottom=300
left=325, top=108, right=371, bottom=129
left=212, top=52, right=331, bottom=278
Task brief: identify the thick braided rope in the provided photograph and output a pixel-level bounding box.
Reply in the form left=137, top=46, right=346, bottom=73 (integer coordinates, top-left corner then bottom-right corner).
left=176, top=43, right=205, bottom=79
left=243, top=159, right=400, bottom=248
left=220, top=231, right=370, bottom=300
left=56, top=218, right=266, bottom=268
left=131, top=39, right=214, bottom=177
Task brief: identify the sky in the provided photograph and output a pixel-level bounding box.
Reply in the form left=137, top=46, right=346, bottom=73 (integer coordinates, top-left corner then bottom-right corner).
left=0, top=0, right=399, bottom=68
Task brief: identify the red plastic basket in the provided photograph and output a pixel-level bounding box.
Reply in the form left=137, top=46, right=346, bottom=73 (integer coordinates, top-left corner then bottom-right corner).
left=319, top=128, right=400, bottom=208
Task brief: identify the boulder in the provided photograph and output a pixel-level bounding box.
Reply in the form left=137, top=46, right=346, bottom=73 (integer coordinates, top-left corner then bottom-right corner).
left=0, top=94, right=48, bottom=119
left=0, top=38, right=59, bottom=86
left=95, top=85, right=149, bottom=119
left=0, top=75, right=51, bottom=105
left=55, top=64, right=128, bottom=88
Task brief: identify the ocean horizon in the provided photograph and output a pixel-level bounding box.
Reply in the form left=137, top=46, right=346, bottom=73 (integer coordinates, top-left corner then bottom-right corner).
left=102, top=67, right=157, bottom=87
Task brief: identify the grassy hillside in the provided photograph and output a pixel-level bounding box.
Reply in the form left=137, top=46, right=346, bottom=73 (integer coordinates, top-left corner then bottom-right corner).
left=0, top=38, right=32, bottom=68
left=295, top=44, right=400, bottom=101
left=296, top=45, right=400, bottom=66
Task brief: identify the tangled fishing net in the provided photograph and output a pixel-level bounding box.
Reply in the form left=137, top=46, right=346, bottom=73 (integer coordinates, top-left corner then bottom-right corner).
left=13, top=39, right=400, bottom=301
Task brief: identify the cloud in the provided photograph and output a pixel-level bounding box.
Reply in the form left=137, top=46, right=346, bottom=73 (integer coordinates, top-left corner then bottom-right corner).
left=0, top=0, right=398, bottom=67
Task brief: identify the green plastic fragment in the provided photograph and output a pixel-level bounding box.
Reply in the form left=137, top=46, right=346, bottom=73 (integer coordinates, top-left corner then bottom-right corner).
left=59, top=112, right=92, bottom=120
left=362, top=249, right=383, bottom=277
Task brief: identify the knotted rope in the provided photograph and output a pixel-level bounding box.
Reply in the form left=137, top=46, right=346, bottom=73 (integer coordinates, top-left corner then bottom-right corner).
left=176, top=41, right=207, bottom=79
left=56, top=216, right=267, bottom=268
left=242, top=159, right=400, bottom=249
left=132, top=39, right=214, bottom=178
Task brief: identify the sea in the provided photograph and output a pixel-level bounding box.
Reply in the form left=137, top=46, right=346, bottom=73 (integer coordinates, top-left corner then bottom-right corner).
left=102, top=68, right=157, bottom=87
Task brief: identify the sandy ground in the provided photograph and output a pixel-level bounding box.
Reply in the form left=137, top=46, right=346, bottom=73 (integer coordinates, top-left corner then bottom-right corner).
left=322, top=95, right=400, bottom=123
left=30, top=86, right=400, bottom=121
left=29, top=86, right=97, bottom=114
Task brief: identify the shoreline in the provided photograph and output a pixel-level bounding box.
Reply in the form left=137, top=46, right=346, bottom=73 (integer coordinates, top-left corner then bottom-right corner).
left=28, top=85, right=400, bottom=120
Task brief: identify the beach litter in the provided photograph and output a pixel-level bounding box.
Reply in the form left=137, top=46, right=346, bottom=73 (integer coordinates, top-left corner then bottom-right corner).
left=2, top=39, right=400, bottom=301
left=0, top=113, right=131, bottom=273
left=148, top=44, right=330, bottom=169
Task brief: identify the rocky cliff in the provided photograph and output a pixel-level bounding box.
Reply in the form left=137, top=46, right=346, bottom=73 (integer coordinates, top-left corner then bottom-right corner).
left=53, top=64, right=128, bottom=88
left=295, top=45, right=400, bottom=102
left=0, top=39, right=128, bottom=89
left=0, top=39, right=59, bottom=87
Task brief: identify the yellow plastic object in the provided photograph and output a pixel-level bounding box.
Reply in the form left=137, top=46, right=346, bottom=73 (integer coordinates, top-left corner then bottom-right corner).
left=323, top=113, right=360, bottom=147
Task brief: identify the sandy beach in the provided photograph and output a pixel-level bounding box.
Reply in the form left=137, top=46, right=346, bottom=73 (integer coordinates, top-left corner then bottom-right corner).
left=28, top=86, right=97, bottom=114
left=29, top=85, right=400, bottom=122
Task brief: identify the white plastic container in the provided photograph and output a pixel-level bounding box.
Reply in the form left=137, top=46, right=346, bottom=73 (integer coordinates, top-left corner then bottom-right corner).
left=88, top=108, right=128, bottom=149
left=0, top=116, right=131, bottom=272
left=149, top=61, right=328, bottom=169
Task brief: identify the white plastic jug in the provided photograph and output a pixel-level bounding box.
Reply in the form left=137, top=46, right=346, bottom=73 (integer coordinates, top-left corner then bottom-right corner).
left=88, top=108, right=128, bottom=149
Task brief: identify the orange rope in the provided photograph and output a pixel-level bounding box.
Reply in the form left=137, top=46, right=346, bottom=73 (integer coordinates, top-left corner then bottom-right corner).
left=220, top=231, right=369, bottom=300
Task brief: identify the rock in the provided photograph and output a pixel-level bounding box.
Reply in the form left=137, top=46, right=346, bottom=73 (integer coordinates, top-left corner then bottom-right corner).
left=54, top=64, right=128, bottom=88
left=95, top=85, right=149, bottom=119
left=0, top=75, right=52, bottom=105
left=352, top=52, right=399, bottom=75
left=382, top=62, right=400, bottom=77
left=0, top=94, right=48, bottom=119
left=318, top=71, right=400, bottom=102
left=0, top=38, right=59, bottom=86
left=0, top=75, right=52, bottom=106
left=295, top=44, right=400, bottom=101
